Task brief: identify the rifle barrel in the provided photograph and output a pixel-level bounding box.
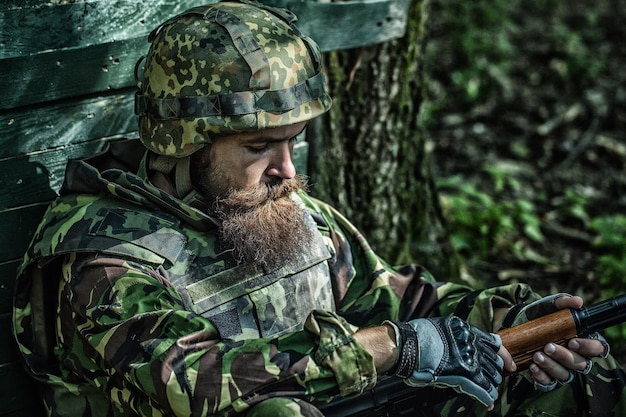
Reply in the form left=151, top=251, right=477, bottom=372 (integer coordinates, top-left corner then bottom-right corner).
left=574, top=294, right=626, bottom=335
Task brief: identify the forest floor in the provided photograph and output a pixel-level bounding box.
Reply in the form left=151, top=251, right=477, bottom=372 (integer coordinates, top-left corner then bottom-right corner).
left=424, top=1, right=626, bottom=355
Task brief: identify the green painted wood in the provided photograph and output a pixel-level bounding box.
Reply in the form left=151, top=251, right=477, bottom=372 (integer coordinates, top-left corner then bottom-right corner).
left=0, top=136, right=128, bottom=210
left=1, top=0, right=409, bottom=109
left=0, top=261, right=19, bottom=315
left=0, top=313, right=18, bottom=363
left=0, top=361, right=43, bottom=416
left=0, top=1, right=211, bottom=58
left=271, top=0, right=411, bottom=51
left=1, top=1, right=52, bottom=11
left=0, top=92, right=136, bottom=159
left=1, top=0, right=409, bottom=57
left=0, top=37, right=145, bottom=110
left=0, top=205, right=49, bottom=261
left=0, top=1, right=45, bottom=11
left=0, top=151, right=60, bottom=207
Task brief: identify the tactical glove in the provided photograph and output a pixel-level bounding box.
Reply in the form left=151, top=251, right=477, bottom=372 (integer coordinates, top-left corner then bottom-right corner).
left=386, top=316, right=504, bottom=407
left=500, top=293, right=570, bottom=328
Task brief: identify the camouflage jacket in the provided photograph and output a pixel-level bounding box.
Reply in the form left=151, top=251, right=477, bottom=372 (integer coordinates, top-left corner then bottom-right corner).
left=13, top=145, right=541, bottom=417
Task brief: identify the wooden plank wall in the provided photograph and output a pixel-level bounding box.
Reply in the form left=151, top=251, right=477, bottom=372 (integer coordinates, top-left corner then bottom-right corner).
left=1, top=2, right=214, bottom=415
left=0, top=1, right=408, bottom=415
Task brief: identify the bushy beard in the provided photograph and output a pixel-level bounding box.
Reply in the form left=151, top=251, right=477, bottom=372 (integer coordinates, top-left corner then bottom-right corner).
left=197, top=172, right=314, bottom=270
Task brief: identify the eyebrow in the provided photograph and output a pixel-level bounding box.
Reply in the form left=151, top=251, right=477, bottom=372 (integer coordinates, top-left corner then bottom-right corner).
left=243, top=136, right=291, bottom=144
left=242, top=126, right=307, bottom=144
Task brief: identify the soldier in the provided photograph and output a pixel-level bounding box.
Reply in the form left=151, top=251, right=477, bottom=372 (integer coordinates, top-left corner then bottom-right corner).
left=12, top=1, right=625, bottom=417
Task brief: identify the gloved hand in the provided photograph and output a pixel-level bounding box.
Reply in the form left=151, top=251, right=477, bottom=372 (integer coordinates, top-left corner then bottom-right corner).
left=500, top=293, right=609, bottom=392
left=386, top=316, right=504, bottom=408
left=500, top=293, right=570, bottom=329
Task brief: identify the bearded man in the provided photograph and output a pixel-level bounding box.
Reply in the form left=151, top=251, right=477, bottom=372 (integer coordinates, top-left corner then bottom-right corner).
left=13, top=1, right=625, bottom=417
left=189, top=122, right=314, bottom=270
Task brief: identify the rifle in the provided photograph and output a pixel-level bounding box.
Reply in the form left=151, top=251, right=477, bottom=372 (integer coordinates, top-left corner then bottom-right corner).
left=319, top=294, right=626, bottom=417
left=499, top=293, right=626, bottom=370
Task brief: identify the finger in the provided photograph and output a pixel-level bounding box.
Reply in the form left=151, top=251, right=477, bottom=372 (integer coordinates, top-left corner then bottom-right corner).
left=542, top=342, right=590, bottom=374
left=497, top=345, right=517, bottom=373
left=532, top=349, right=572, bottom=382
left=483, top=353, right=504, bottom=384
left=568, top=338, right=607, bottom=358
left=553, top=295, right=583, bottom=310
left=529, top=362, right=554, bottom=385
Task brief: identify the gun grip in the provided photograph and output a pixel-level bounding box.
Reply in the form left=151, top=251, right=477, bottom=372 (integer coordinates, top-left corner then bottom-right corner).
left=498, top=308, right=578, bottom=372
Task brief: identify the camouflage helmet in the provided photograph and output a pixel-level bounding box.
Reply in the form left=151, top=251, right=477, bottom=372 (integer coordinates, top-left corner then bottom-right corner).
left=134, top=0, right=332, bottom=158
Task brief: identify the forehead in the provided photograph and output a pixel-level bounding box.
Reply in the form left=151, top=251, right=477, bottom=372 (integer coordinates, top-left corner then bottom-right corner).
left=225, top=122, right=308, bottom=143
left=198, top=122, right=307, bottom=161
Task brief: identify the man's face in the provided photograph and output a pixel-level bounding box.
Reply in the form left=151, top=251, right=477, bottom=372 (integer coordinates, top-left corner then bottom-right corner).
left=195, top=121, right=307, bottom=200
left=191, top=121, right=313, bottom=269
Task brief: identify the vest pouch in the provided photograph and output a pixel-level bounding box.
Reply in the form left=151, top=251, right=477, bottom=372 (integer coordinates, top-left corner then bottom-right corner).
left=89, top=208, right=187, bottom=265
left=185, top=227, right=335, bottom=340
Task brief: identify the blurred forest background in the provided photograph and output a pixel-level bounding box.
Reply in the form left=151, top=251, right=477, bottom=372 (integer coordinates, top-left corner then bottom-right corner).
left=423, top=0, right=626, bottom=355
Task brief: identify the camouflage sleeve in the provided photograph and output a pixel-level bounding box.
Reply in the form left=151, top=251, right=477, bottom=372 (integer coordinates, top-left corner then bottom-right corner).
left=57, top=253, right=376, bottom=416
left=457, top=284, right=543, bottom=331
left=299, top=194, right=467, bottom=323
left=300, top=193, right=543, bottom=332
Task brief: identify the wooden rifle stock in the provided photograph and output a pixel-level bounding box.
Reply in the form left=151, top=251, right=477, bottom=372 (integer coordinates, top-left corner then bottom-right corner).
left=498, top=309, right=577, bottom=371
left=498, top=293, right=626, bottom=371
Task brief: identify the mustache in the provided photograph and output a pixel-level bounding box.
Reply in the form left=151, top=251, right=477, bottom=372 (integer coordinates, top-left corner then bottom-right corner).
left=217, top=175, right=309, bottom=212
left=216, top=174, right=313, bottom=268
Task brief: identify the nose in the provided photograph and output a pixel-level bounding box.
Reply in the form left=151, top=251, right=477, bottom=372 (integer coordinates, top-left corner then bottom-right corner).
left=266, top=143, right=296, bottom=180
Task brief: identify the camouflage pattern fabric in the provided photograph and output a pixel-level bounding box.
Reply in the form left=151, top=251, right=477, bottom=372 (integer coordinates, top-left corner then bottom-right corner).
left=135, top=1, right=332, bottom=158
left=13, top=146, right=626, bottom=417
left=12, top=149, right=427, bottom=416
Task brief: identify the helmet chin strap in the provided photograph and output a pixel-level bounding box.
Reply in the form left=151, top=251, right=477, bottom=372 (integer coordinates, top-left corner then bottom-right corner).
left=148, top=153, right=206, bottom=208
left=139, top=151, right=219, bottom=230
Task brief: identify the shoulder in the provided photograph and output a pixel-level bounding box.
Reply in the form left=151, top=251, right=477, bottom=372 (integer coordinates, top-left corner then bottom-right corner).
left=296, top=191, right=364, bottom=240
left=297, top=191, right=342, bottom=220
left=22, top=193, right=183, bottom=274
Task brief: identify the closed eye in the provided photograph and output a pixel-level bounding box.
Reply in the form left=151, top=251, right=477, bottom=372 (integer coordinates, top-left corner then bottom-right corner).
left=246, top=136, right=298, bottom=154
left=246, top=143, right=269, bottom=154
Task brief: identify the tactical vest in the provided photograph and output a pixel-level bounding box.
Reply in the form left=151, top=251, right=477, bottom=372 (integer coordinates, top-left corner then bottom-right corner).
left=200, top=222, right=336, bottom=339
left=19, top=159, right=336, bottom=344
left=16, top=150, right=335, bottom=352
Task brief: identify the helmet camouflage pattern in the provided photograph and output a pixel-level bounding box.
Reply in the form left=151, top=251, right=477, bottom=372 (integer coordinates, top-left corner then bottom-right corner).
left=135, top=0, right=332, bottom=157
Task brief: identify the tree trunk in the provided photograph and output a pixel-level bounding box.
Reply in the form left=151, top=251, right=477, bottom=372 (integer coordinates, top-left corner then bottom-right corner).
left=308, top=0, right=461, bottom=281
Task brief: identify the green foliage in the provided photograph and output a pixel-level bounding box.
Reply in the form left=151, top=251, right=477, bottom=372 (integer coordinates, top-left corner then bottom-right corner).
left=548, top=8, right=606, bottom=85
left=427, top=0, right=626, bottom=351
left=562, top=188, right=591, bottom=225
left=438, top=171, right=626, bottom=345
left=437, top=167, right=544, bottom=262
left=426, top=0, right=611, bottom=112
left=589, top=215, right=626, bottom=342
left=427, top=0, right=519, bottom=104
